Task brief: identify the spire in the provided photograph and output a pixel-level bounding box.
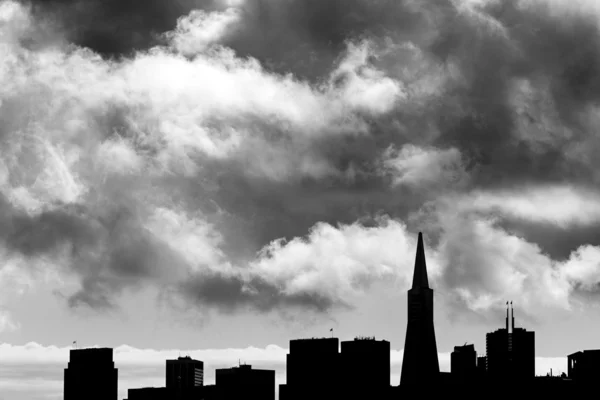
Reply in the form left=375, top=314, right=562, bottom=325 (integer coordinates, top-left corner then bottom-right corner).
left=411, top=232, right=430, bottom=289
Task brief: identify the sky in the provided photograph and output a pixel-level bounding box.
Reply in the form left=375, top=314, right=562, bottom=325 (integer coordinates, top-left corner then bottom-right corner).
left=1, top=0, right=600, bottom=398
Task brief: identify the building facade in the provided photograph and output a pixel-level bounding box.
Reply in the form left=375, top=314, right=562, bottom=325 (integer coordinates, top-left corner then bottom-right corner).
left=281, top=337, right=341, bottom=400
left=340, top=337, right=390, bottom=395
left=64, top=348, right=118, bottom=400
left=215, top=364, right=275, bottom=400
left=568, top=350, right=600, bottom=384
left=166, top=356, right=204, bottom=391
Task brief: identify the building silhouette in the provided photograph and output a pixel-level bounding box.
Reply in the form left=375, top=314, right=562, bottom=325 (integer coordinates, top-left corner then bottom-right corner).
left=126, top=387, right=170, bottom=400
left=280, top=337, right=341, bottom=400
left=568, top=350, right=600, bottom=384
left=486, top=302, right=534, bottom=381
left=451, top=344, right=477, bottom=383
left=340, top=337, right=390, bottom=396
left=214, top=364, right=275, bottom=400
left=166, top=356, right=204, bottom=392
left=400, top=232, right=440, bottom=386
left=64, top=348, right=118, bottom=400
left=476, top=356, right=487, bottom=377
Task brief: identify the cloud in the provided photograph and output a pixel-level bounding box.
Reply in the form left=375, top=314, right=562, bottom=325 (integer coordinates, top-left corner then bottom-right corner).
left=0, top=0, right=409, bottom=315
left=380, top=144, right=469, bottom=192
left=165, top=8, right=242, bottom=56
left=176, top=216, right=429, bottom=314
left=431, top=205, right=600, bottom=321
left=2, top=0, right=600, bottom=323
left=461, top=185, right=600, bottom=228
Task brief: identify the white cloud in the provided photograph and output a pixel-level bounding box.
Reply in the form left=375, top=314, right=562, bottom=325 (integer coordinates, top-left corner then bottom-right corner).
left=460, top=186, right=600, bottom=228
left=144, top=207, right=227, bottom=275
left=0, top=309, right=19, bottom=333
left=96, top=138, right=145, bottom=177
left=250, top=216, right=443, bottom=303
left=381, top=144, right=468, bottom=190
left=433, top=203, right=600, bottom=317
left=328, top=41, right=405, bottom=115
left=0, top=1, right=404, bottom=192
left=166, top=8, right=242, bottom=56
left=560, top=245, right=600, bottom=291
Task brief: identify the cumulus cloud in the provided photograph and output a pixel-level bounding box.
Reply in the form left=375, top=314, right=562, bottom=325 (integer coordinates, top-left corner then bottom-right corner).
left=1, top=0, right=600, bottom=324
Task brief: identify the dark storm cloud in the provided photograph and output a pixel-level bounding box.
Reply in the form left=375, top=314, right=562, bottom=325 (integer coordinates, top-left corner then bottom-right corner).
left=496, top=219, right=600, bottom=261
left=221, top=0, right=455, bottom=79
left=426, top=0, right=600, bottom=189
left=0, top=191, right=191, bottom=309
left=22, top=0, right=215, bottom=56
left=181, top=272, right=344, bottom=314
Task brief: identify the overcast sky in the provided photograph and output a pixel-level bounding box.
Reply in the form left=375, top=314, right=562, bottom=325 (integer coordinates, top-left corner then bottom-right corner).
left=1, top=0, right=600, bottom=398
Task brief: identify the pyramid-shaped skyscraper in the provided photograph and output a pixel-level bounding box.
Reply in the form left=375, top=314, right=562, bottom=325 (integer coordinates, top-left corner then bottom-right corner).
left=400, top=232, right=440, bottom=386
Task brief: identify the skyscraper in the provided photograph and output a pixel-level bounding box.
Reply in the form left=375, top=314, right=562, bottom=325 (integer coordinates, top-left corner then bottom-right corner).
left=215, top=364, right=275, bottom=400
left=400, top=232, right=440, bottom=386
left=451, top=344, right=477, bottom=383
left=166, top=356, right=204, bottom=391
left=280, top=337, right=341, bottom=400
left=340, top=337, right=390, bottom=390
left=64, top=348, right=118, bottom=400
left=486, top=303, right=535, bottom=381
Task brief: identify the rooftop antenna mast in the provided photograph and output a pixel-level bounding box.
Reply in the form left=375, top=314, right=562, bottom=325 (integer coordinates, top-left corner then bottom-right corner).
left=505, top=301, right=509, bottom=331
left=510, top=301, right=514, bottom=332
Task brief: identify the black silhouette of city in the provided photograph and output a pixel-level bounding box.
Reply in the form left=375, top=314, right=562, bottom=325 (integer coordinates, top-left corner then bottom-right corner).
left=62, top=233, right=598, bottom=400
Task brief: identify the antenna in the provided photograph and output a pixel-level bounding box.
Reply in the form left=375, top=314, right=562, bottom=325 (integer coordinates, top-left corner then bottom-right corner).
left=510, top=301, right=514, bottom=332
left=505, top=301, right=509, bottom=331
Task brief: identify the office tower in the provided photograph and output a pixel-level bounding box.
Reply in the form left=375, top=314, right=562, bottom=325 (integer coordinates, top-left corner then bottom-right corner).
left=64, top=348, right=118, bottom=400
left=340, top=337, right=390, bottom=393
left=451, top=344, right=477, bottom=383
left=476, top=356, right=487, bottom=377
left=215, top=364, right=275, bottom=400
left=568, top=350, right=600, bottom=384
left=486, top=302, right=535, bottom=381
left=486, top=328, right=510, bottom=379
left=280, top=337, right=340, bottom=400
left=166, top=356, right=204, bottom=391
left=400, top=232, right=440, bottom=386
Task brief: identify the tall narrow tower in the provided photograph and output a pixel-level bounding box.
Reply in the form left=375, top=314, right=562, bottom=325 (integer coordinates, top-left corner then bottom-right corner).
left=400, top=232, right=440, bottom=386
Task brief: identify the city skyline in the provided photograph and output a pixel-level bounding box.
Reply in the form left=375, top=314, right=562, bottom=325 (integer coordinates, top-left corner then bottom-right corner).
left=59, top=234, right=584, bottom=399
left=2, top=0, right=600, bottom=398
left=0, top=232, right=580, bottom=399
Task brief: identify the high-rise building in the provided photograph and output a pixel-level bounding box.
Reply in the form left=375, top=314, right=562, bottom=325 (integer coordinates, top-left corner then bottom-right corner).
left=340, top=337, right=390, bottom=390
left=476, top=356, right=487, bottom=377
left=166, top=356, right=204, bottom=391
left=568, top=350, right=600, bottom=384
left=280, top=337, right=340, bottom=400
left=486, top=302, right=535, bottom=381
left=64, top=348, right=118, bottom=400
left=215, top=364, right=275, bottom=400
left=451, top=344, right=477, bottom=383
left=400, top=232, right=440, bottom=386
